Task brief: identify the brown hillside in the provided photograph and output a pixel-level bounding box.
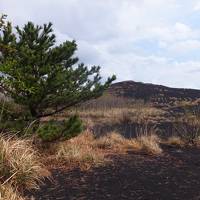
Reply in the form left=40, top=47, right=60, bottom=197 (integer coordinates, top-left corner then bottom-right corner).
left=108, top=81, right=200, bottom=105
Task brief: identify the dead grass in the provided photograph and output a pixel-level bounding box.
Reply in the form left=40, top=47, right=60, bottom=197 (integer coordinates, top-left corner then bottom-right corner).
left=47, top=101, right=166, bottom=126
left=134, top=134, right=162, bottom=155
left=56, top=130, right=163, bottom=170
left=56, top=131, right=107, bottom=169
left=0, top=184, right=25, bottom=200
left=130, top=125, right=163, bottom=155
left=56, top=131, right=139, bottom=170
left=94, top=132, right=131, bottom=151
left=165, top=136, right=185, bottom=147
left=0, top=135, right=48, bottom=190
left=69, top=107, right=165, bottom=124
left=174, top=113, right=200, bottom=144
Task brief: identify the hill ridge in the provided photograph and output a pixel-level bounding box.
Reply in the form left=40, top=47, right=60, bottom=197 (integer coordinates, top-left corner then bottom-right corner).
left=108, top=81, right=200, bottom=104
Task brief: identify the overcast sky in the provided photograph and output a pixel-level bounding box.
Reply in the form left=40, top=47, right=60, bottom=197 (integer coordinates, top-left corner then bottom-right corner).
left=2, top=0, right=200, bottom=89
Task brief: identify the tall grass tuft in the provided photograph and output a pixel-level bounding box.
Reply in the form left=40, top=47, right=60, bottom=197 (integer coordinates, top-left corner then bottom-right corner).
left=0, top=135, right=48, bottom=190
left=56, top=131, right=106, bottom=169
left=94, top=132, right=132, bottom=151
left=134, top=134, right=162, bottom=155
left=0, top=184, right=25, bottom=200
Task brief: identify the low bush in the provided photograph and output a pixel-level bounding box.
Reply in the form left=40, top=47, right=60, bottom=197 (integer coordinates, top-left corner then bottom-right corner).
left=37, top=121, right=63, bottom=142
left=37, top=116, right=83, bottom=142
left=63, top=115, right=83, bottom=139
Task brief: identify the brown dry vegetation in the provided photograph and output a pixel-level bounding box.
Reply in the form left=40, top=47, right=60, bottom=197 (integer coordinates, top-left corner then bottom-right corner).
left=0, top=98, right=167, bottom=199
left=62, top=105, right=165, bottom=125
left=164, top=136, right=185, bottom=147
left=2, top=94, right=200, bottom=199
left=0, top=135, right=49, bottom=200
left=134, top=134, right=162, bottom=154
left=0, top=136, right=48, bottom=190
left=0, top=184, right=25, bottom=200
left=50, top=97, right=200, bottom=172
left=44, top=97, right=166, bottom=126
left=43, top=97, right=200, bottom=172
left=94, top=131, right=162, bottom=155
left=56, top=131, right=107, bottom=170
left=56, top=130, right=163, bottom=170
left=94, top=131, right=132, bottom=151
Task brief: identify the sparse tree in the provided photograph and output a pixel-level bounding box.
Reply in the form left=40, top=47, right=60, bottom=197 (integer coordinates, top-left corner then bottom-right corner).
left=0, top=17, right=116, bottom=118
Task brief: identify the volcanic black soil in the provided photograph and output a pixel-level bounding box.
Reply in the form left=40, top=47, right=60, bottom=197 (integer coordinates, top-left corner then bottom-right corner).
left=27, top=145, right=200, bottom=200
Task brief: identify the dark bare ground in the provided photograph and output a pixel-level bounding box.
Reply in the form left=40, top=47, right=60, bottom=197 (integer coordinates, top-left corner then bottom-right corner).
left=27, top=146, right=200, bottom=200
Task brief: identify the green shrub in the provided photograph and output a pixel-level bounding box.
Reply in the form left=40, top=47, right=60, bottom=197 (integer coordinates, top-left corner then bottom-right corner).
left=37, top=121, right=63, bottom=142
left=37, top=116, right=83, bottom=142
left=63, top=115, right=83, bottom=139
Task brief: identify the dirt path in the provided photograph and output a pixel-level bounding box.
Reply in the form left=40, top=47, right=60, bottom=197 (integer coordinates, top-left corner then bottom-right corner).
left=27, top=146, right=200, bottom=200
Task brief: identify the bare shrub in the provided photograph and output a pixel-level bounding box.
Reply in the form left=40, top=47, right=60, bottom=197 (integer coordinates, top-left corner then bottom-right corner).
left=174, top=113, right=200, bottom=144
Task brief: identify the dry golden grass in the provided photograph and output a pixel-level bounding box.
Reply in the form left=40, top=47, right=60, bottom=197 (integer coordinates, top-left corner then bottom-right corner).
left=127, top=125, right=163, bottom=155
left=67, top=107, right=165, bottom=124
left=94, top=132, right=133, bottom=152
left=95, top=132, right=162, bottom=154
left=165, top=136, right=185, bottom=147
left=48, top=100, right=165, bottom=126
left=0, top=135, right=48, bottom=190
left=56, top=130, right=163, bottom=169
left=93, top=132, right=141, bottom=153
left=56, top=131, right=107, bottom=169
left=0, top=184, right=25, bottom=200
left=56, top=131, right=131, bottom=170
left=134, top=134, right=162, bottom=155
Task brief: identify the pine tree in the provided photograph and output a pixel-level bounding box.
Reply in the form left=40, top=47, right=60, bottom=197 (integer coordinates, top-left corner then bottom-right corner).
left=0, top=14, right=6, bottom=30
left=0, top=17, right=116, bottom=118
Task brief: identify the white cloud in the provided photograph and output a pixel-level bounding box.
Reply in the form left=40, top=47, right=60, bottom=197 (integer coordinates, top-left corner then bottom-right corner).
left=194, top=1, right=200, bottom=11
left=148, top=23, right=199, bottom=43
left=168, top=40, right=200, bottom=53
left=1, top=0, right=200, bottom=88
